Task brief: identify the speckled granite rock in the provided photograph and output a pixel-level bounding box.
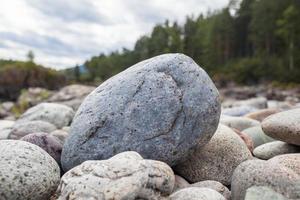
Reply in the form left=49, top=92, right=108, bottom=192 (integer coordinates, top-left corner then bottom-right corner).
left=20, top=132, right=63, bottom=165
left=16, top=103, right=74, bottom=129
left=9, top=120, right=56, bottom=139
left=191, top=180, right=231, bottom=199
left=245, top=186, right=288, bottom=200
left=268, top=154, right=300, bottom=175
left=56, top=151, right=175, bottom=200
left=242, top=126, right=275, bottom=148
left=175, top=124, right=252, bottom=185
left=170, top=187, right=225, bottom=200
left=173, top=175, right=190, bottom=192
left=62, top=54, right=221, bottom=171
left=262, top=108, right=300, bottom=145
left=220, top=115, right=260, bottom=131
left=0, top=140, right=60, bottom=200
left=231, top=159, right=300, bottom=200
left=244, top=108, right=280, bottom=122
left=253, top=141, right=300, bottom=160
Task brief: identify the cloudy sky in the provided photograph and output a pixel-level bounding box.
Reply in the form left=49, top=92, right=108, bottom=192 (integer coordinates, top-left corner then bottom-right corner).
left=0, top=0, right=229, bottom=69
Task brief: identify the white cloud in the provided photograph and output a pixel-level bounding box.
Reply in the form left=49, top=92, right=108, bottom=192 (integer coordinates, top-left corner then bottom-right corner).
left=0, top=0, right=229, bottom=69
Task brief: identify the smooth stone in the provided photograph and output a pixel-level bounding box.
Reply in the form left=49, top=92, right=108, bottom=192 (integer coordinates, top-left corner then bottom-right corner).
left=226, top=97, right=267, bottom=109
left=253, top=141, right=300, bottom=160
left=56, top=151, right=175, bottom=199
left=0, top=140, right=60, bottom=200
left=242, top=126, right=275, bottom=148
left=48, top=84, right=96, bottom=110
left=262, top=108, right=300, bottom=145
left=231, top=159, right=300, bottom=200
left=220, top=115, right=260, bottom=131
left=268, top=154, right=300, bottom=175
left=244, top=108, right=280, bottom=122
left=222, top=106, right=257, bottom=117
left=170, top=187, right=225, bottom=200
left=245, top=186, right=288, bottom=200
left=8, top=120, right=57, bottom=139
left=191, top=180, right=231, bottom=200
left=16, top=103, right=74, bottom=129
left=267, top=100, right=293, bottom=110
left=61, top=126, right=70, bottom=133
left=175, top=124, right=252, bottom=186
left=173, top=175, right=190, bottom=192
left=0, top=120, right=14, bottom=139
left=50, top=129, right=69, bottom=143
left=62, top=54, right=221, bottom=171
left=20, top=132, right=63, bottom=166
left=232, top=128, right=254, bottom=152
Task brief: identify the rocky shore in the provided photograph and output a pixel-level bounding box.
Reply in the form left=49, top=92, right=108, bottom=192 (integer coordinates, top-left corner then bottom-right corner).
left=0, top=54, right=299, bottom=200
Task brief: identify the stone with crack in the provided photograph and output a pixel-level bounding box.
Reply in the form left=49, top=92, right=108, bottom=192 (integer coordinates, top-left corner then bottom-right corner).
left=56, top=151, right=175, bottom=200
left=61, top=54, right=221, bottom=171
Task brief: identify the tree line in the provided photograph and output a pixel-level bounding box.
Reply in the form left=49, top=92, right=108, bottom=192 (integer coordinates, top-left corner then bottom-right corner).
left=80, top=0, right=300, bottom=85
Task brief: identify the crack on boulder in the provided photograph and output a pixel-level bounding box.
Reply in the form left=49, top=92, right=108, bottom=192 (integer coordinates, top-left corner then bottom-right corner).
left=143, top=71, right=186, bottom=142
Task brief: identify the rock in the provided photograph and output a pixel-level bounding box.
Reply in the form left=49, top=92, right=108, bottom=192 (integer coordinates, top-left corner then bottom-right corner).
left=267, top=100, right=293, bottom=110
left=170, top=187, right=225, bottom=200
left=16, top=103, right=74, bottom=129
left=220, top=115, right=260, bottom=131
left=245, top=186, right=288, bottom=200
left=0, top=140, right=60, bottom=200
left=262, top=108, right=300, bottom=145
left=48, top=84, right=96, bottom=110
left=253, top=141, right=300, bottom=160
left=62, top=126, right=70, bottom=133
left=50, top=129, right=69, bottom=143
left=232, top=128, right=254, bottom=152
left=242, top=126, right=275, bottom=148
left=173, top=175, right=190, bottom=192
left=268, top=154, right=300, bottom=175
left=174, top=124, right=252, bottom=185
left=56, top=151, right=175, bottom=199
left=225, top=97, right=267, bottom=109
left=17, top=87, right=53, bottom=107
left=20, top=132, right=63, bottom=166
left=0, top=102, right=14, bottom=118
left=0, top=120, right=14, bottom=139
left=62, top=54, right=221, bottom=171
left=8, top=120, right=57, bottom=139
left=231, top=159, right=300, bottom=200
left=222, top=106, right=257, bottom=117
left=244, top=108, right=280, bottom=122
left=191, top=180, right=231, bottom=200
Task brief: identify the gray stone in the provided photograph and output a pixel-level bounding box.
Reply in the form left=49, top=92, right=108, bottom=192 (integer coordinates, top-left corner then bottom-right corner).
left=0, top=140, right=60, bottom=200
left=9, top=120, right=57, bottom=139
left=220, top=115, right=260, bottom=131
left=268, top=154, right=300, bottom=175
left=242, top=126, right=275, bottom=148
left=170, top=187, right=225, bottom=200
left=50, top=129, right=69, bottom=143
left=245, top=186, right=288, bottom=200
left=222, top=106, right=257, bottom=117
left=62, top=54, right=221, bottom=171
left=48, top=84, right=96, bottom=110
left=223, top=97, right=267, bottom=109
left=253, top=141, right=300, bottom=160
left=262, top=108, right=300, bottom=145
left=191, top=180, right=231, bottom=200
left=0, top=120, right=14, bottom=139
left=175, top=124, right=252, bottom=186
left=244, top=108, right=280, bottom=122
left=20, top=132, right=63, bottom=165
left=173, top=175, right=190, bottom=192
left=16, top=103, right=74, bottom=129
left=56, top=151, right=175, bottom=200
left=231, top=159, right=300, bottom=200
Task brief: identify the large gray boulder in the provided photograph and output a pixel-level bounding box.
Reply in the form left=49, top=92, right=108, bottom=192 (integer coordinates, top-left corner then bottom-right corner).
left=0, top=140, right=60, bottom=200
left=62, top=54, right=221, bottom=171
left=56, top=151, right=175, bottom=200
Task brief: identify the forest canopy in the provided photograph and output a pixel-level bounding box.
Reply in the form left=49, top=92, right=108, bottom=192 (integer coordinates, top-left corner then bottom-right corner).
left=80, top=0, right=300, bottom=84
